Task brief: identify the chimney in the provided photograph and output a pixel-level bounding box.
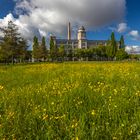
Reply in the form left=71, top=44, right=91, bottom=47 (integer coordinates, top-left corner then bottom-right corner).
left=68, top=22, right=71, bottom=40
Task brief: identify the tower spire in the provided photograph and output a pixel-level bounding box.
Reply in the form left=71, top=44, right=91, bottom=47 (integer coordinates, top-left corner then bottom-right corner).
left=68, top=22, right=71, bottom=40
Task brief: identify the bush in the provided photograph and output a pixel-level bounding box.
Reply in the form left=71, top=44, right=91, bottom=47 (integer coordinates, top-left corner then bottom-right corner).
left=115, top=49, right=128, bottom=60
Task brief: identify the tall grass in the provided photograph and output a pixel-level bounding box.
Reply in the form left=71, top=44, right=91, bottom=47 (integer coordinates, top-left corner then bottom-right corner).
left=0, top=62, right=140, bottom=139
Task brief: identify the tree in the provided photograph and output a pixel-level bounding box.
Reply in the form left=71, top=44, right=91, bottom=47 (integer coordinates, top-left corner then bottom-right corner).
left=129, top=54, right=140, bottom=60
left=106, top=40, right=113, bottom=59
left=111, top=32, right=117, bottom=57
left=50, top=37, right=57, bottom=61
left=0, top=21, right=27, bottom=63
left=25, top=50, right=32, bottom=62
left=106, top=33, right=117, bottom=59
left=32, top=36, right=39, bottom=61
left=38, top=36, right=47, bottom=61
left=116, top=48, right=128, bottom=60
left=58, top=44, right=65, bottom=59
left=120, top=35, right=125, bottom=49
left=18, top=38, right=28, bottom=62
left=95, top=45, right=107, bottom=60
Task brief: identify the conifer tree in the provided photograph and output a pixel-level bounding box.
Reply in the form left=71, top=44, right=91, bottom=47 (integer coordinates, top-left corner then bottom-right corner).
left=111, top=32, right=117, bottom=57
left=18, top=38, right=28, bottom=62
left=50, top=36, right=57, bottom=61
left=120, top=35, right=125, bottom=49
left=39, top=36, right=47, bottom=61
left=32, top=36, right=39, bottom=61
left=0, top=21, right=27, bottom=63
left=106, top=32, right=117, bottom=59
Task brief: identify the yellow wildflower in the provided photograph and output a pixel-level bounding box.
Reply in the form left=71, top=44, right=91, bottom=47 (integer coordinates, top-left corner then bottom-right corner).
left=51, top=102, right=54, bottom=105
left=71, top=122, right=78, bottom=128
left=113, top=136, right=117, bottom=140
left=42, top=114, right=48, bottom=120
left=91, top=110, right=96, bottom=116
left=0, top=85, right=4, bottom=90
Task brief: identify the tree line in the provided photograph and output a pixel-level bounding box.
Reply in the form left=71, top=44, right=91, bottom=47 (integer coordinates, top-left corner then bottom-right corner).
left=0, top=20, right=136, bottom=64
left=33, top=32, right=128, bottom=62
left=47, top=32, right=128, bottom=61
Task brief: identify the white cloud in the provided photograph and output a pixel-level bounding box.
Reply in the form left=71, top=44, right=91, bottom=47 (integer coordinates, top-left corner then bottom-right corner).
left=117, top=23, right=128, bottom=33
left=125, top=46, right=140, bottom=54
left=1, top=0, right=126, bottom=40
left=39, top=29, right=47, bottom=37
left=0, top=13, right=15, bottom=28
left=109, top=22, right=128, bottom=33
left=129, top=30, right=140, bottom=40
left=129, top=30, right=139, bottom=38
left=0, top=13, right=15, bottom=37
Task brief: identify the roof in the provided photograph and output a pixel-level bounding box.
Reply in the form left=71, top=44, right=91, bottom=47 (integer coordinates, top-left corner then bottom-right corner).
left=87, top=40, right=107, bottom=46
left=88, top=40, right=107, bottom=43
left=56, top=39, right=78, bottom=44
left=55, top=39, right=111, bottom=46
left=79, top=26, right=85, bottom=31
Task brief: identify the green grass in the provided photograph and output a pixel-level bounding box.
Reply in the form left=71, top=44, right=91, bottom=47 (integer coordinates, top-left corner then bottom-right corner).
left=0, top=62, right=140, bottom=140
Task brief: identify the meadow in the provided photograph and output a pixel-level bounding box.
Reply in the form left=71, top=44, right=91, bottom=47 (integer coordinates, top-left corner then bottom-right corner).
left=0, top=62, right=140, bottom=140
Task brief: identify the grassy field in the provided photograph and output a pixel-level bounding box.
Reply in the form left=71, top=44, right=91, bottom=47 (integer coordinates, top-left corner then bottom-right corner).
left=0, top=62, right=140, bottom=140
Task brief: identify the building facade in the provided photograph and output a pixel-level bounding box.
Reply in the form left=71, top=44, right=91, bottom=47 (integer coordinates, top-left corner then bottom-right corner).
left=50, top=23, right=109, bottom=50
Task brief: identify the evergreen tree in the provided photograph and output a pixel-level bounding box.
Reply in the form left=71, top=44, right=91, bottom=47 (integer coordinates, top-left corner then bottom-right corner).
left=32, top=36, right=39, bottom=61
left=106, top=40, right=113, bottom=59
left=0, top=21, right=27, bottom=63
left=106, top=33, right=117, bottom=59
left=50, top=37, right=57, bottom=61
left=18, top=38, right=28, bottom=62
left=111, top=32, right=117, bottom=57
left=38, top=36, right=47, bottom=61
left=120, top=35, right=125, bottom=49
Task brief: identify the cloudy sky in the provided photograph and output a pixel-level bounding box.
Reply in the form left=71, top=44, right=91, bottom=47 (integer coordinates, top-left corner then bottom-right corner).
left=0, top=0, right=140, bottom=50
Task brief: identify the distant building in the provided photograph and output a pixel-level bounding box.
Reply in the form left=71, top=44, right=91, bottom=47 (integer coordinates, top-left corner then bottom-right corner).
left=50, top=23, right=108, bottom=50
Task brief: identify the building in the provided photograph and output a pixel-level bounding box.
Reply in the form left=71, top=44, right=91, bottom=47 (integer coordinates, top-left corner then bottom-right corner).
left=50, top=23, right=108, bottom=50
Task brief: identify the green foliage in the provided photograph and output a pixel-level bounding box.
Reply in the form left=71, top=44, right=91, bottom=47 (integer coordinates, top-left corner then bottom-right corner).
left=0, top=21, right=27, bottom=63
left=120, top=35, right=125, bottom=49
left=65, top=44, right=73, bottom=59
left=39, top=36, right=47, bottom=60
left=32, top=36, right=47, bottom=61
left=116, top=49, right=128, bottom=60
left=32, top=36, right=39, bottom=60
left=18, top=38, right=28, bottom=62
left=58, top=44, right=65, bottom=59
left=129, top=54, right=140, bottom=60
left=50, top=37, right=57, bottom=60
left=96, top=45, right=106, bottom=57
left=106, top=32, right=117, bottom=59
left=111, top=32, right=117, bottom=57
left=74, top=48, right=92, bottom=60
left=106, top=44, right=114, bottom=59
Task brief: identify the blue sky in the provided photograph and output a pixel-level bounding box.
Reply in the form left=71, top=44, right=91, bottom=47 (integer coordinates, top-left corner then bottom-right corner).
left=0, top=0, right=140, bottom=48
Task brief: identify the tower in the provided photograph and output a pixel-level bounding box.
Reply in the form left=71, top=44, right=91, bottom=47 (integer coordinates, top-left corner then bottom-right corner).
left=68, top=22, right=71, bottom=40
left=77, top=26, right=86, bottom=40
left=77, top=26, right=87, bottom=49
